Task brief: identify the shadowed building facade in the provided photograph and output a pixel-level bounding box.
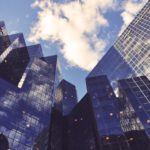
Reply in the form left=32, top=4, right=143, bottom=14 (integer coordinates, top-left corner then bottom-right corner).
left=65, top=94, right=100, bottom=150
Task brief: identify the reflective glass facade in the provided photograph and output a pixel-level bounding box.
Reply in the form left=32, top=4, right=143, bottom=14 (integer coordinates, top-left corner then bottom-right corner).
left=66, top=94, right=100, bottom=150
left=34, top=79, right=78, bottom=150
left=118, top=76, right=150, bottom=138
left=86, top=75, right=131, bottom=150
left=55, top=79, right=78, bottom=116
left=88, top=1, right=150, bottom=83
left=0, top=22, right=61, bottom=149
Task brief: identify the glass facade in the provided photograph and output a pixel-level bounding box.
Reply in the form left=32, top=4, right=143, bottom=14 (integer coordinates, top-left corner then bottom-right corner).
left=55, top=79, right=78, bottom=116
left=34, top=79, right=78, bottom=150
left=0, top=22, right=61, bottom=149
left=27, top=44, right=43, bottom=60
left=118, top=76, right=150, bottom=138
left=33, top=74, right=150, bottom=150
left=0, top=56, right=61, bottom=149
left=86, top=75, right=131, bottom=150
left=88, top=1, right=150, bottom=84
left=66, top=94, right=100, bottom=150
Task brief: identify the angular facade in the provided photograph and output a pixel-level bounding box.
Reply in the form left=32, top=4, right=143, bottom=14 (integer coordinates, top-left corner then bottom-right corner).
left=0, top=1, right=150, bottom=149
left=0, top=22, right=61, bottom=149
left=33, top=79, right=78, bottom=150
left=88, top=1, right=150, bottom=84
left=34, top=75, right=150, bottom=150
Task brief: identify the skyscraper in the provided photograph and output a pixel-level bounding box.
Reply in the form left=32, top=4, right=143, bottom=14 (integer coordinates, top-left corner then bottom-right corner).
left=55, top=79, right=78, bottom=116
left=88, top=1, right=150, bottom=85
left=66, top=94, right=100, bottom=150
left=86, top=75, right=131, bottom=150
left=33, top=79, right=78, bottom=150
left=0, top=22, right=61, bottom=149
left=118, top=76, right=150, bottom=150
left=118, top=76, right=150, bottom=136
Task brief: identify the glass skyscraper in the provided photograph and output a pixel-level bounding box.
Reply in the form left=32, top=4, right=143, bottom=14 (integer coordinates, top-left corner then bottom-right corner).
left=55, top=79, right=78, bottom=116
left=88, top=1, right=150, bottom=84
left=86, top=75, right=131, bottom=150
left=118, top=76, right=150, bottom=136
left=0, top=22, right=61, bottom=149
left=65, top=94, right=100, bottom=150
left=0, top=1, right=150, bottom=150
left=33, top=79, right=78, bottom=150
left=118, top=76, right=150, bottom=150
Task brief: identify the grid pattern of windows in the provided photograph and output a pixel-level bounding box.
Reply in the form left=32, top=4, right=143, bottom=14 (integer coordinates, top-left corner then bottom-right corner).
left=118, top=76, right=150, bottom=138
left=88, top=1, right=150, bottom=93
left=114, top=1, right=150, bottom=79
left=0, top=57, right=60, bottom=149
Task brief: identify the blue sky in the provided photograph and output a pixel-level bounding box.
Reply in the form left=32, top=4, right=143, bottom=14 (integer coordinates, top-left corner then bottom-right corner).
left=0, top=0, right=147, bottom=100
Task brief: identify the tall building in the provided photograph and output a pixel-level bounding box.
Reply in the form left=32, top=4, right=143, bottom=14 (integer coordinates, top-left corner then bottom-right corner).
left=33, top=75, right=150, bottom=150
left=86, top=75, right=131, bottom=150
left=66, top=94, right=100, bottom=150
left=118, top=76, right=150, bottom=136
left=88, top=1, right=150, bottom=85
left=0, top=22, right=61, bottom=149
left=55, top=79, right=78, bottom=116
left=33, top=79, right=78, bottom=150
left=118, top=76, right=150, bottom=150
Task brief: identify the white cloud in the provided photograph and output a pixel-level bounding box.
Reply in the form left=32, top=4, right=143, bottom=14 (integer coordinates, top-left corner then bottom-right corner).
left=118, top=0, right=147, bottom=36
left=28, top=0, right=117, bottom=71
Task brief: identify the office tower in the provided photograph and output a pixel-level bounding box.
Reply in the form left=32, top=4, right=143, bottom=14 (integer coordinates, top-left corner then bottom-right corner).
left=0, top=22, right=61, bottom=149
left=34, top=79, right=78, bottom=150
left=34, top=95, right=99, bottom=150
left=65, top=94, right=100, bottom=150
left=88, top=1, right=150, bottom=85
left=118, top=76, right=150, bottom=136
left=50, top=79, right=78, bottom=150
left=0, top=56, right=61, bottom=149
left=34, top=75, right=150, bottom=150
left=86, top=75, right=131, bottom=150
left=55, top=79, right=78, bottom=116
left=118, top=76, right=150, bottom=150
